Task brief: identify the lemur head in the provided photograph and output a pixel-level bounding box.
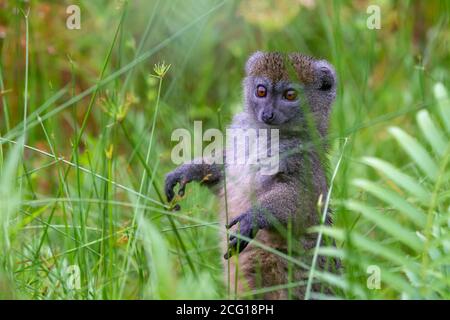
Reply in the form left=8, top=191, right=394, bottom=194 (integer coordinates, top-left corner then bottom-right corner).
left=244, top=51, right=337, bottom=135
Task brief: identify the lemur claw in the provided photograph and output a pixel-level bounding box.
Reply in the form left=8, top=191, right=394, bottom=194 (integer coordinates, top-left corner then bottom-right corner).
left=224, top=212, right=259, bottom=259
left=178, top=179, right=188, bottom=197
left=164, top=171, right=186, bottom=203
left=164, top=173, right=174, bottom=201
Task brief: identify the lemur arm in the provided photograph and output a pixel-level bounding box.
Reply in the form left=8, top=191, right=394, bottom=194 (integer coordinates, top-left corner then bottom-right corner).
left=164, top=161, right=223, bottom=203
left=224, top=182, right=299, bottom=259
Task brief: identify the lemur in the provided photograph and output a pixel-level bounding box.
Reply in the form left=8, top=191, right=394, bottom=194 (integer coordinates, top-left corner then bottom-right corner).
left=165, top=52, right=337, bottom=299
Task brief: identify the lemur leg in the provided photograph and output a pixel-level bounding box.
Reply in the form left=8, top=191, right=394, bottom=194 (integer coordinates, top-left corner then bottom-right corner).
left=164, top=162, right=222, bottom=202
left=227, top=231, right=291, bottom=299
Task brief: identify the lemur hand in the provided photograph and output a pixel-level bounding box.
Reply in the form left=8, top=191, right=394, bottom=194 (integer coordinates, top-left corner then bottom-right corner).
left=224, top=209, right=269, bottom=259
left=164, top=167, right=191, bottom=203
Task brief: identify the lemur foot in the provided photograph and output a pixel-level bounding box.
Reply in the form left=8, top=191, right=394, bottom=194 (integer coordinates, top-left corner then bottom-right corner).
left=224, top=211, right=263, bottom=259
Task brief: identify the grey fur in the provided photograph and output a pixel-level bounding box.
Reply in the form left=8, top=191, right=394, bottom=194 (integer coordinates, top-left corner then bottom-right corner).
left=164, top=52, right=337, bottom=299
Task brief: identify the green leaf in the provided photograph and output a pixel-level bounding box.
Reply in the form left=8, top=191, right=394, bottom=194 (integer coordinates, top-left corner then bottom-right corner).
left=389, top=127, right=439, bottom=181
left=433, top=83, right=450, bottom=134
left=416, top=110, right=448, bottom=157
left=313, top=226, right=419, bottom=272
left=140, top=220, right=176, bottom=299
left=353, top=179, right=426, bottom=228
left=361, top=157, right=430, bottom=204
left=381, top=268, right=420, bottom=298
left=312, top=235, right=418, bottom=297
left=345, top=200, right=424, bottom=252
left=313, top=270, right=367, bottom=298
left=354, top=235, right=417, bottom=271
left=0, top=137, right=24, bottom=258
left=317, top=246, right=346, bottom=260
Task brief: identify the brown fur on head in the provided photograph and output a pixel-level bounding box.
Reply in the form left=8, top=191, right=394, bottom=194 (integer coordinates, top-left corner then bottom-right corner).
left=245, top=51, right=318, bottom=85
left=245, top=52, right=289, bottom=82
left=288, top=53, right=315, bottom=84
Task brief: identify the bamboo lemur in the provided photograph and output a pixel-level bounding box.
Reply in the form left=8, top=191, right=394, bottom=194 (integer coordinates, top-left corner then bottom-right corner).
left=165, top=52, right=337, bottom=299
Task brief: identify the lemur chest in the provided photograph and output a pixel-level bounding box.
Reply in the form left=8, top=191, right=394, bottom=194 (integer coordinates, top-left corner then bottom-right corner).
left=217, top=135, right=299, bottom=219
left=220, top=164, right=262, bottom=219
left=220, top=146, right=280, bottom=219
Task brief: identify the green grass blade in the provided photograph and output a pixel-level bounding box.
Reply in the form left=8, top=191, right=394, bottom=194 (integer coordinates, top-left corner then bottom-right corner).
left=353, top=179, right=426, bottom=228
left=388, top=127, right=439, bottom=181
left=314, top=227, right=419, bottom=272
left=433, top=83, right=450, bottom=133
left=361, top=157, right=431, bottom=204
left=345, top=200, right=424, bottom=252
left=416, top=110, right=448, bottom=157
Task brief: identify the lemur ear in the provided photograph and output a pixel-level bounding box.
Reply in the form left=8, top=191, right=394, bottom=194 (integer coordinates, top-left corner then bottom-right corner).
left=245, top=51, right=264, bottom=75
left=314, top=60, right=337, bottom=91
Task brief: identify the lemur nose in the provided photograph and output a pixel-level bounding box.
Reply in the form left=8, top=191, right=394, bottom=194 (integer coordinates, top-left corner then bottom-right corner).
left=262, top=111, right=274, bottom=124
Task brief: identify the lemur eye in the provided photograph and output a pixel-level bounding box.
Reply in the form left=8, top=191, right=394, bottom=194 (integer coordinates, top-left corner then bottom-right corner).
left=284, top=89, right=297, bottom=101
left=256, top=85, right=267, bottom=98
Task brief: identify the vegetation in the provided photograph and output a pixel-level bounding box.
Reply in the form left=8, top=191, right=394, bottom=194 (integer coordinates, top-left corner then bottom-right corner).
left=0, top=0, right=448, bottom=299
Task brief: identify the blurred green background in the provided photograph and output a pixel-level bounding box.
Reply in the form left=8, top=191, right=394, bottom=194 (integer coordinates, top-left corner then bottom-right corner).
left=0, top=0, right=449, bottom=299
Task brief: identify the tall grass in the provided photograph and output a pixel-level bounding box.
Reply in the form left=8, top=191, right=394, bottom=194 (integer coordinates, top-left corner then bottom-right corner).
left=0, top=0, right=448, bottom=299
